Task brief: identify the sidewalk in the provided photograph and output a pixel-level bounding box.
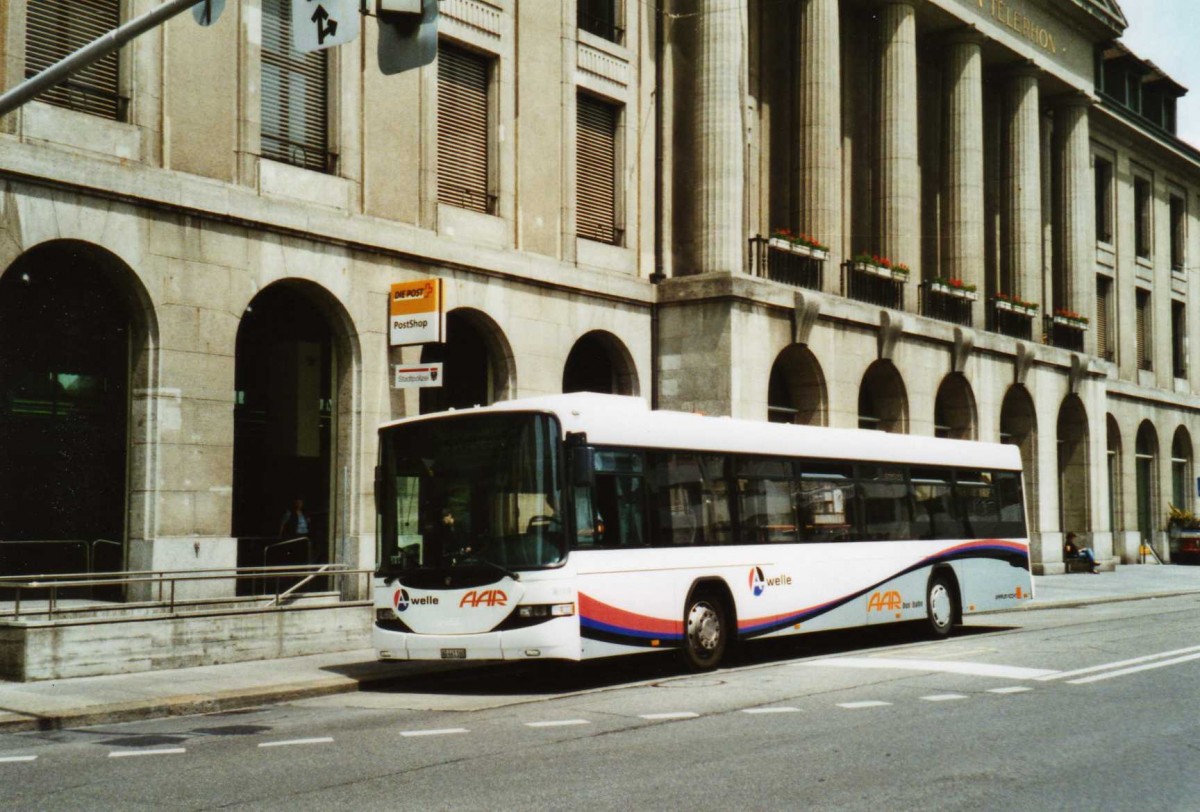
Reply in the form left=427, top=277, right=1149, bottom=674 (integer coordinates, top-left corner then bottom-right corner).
left=2, top=564, right=1199, bottom=733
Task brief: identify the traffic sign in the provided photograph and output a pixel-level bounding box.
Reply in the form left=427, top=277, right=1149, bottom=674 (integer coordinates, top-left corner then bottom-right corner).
left=291, top=0, right=360, bottom=53
left=377, top=0, right=438, bottom=75
left=192, top=0, right=225, bottom=26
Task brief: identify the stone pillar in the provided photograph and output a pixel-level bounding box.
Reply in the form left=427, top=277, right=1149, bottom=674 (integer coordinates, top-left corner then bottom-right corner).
left=798, top=0, right=842, bottom=284
left=1054, top=94, right=1096, bottom=355
left=943, top=30, right=984, bottom=324
left=692, top=0, right=747, bottom=275
left=878, top=0, right=921, bottom=285
left=1004, top=64, right=1042, bottom=314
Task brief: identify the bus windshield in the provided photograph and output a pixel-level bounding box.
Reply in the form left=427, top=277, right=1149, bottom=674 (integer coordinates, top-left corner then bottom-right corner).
left=377, top=412, right=564, bottom=576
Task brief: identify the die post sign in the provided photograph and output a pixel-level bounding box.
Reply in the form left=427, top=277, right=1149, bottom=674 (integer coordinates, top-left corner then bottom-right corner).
left=389, top=279, right=443, bottom=347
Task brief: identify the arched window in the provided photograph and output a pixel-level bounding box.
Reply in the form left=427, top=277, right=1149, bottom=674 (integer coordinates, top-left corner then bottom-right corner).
left=767, top=345, right=827, bottom=425
left=933, top=374, right=976, bottom=440
left=858, top=361, right=908, bottom=433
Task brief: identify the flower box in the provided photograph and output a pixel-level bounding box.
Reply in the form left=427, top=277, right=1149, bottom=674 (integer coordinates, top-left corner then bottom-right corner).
left=1052, top=315, right=1088, bottom=330
left=852, top=260, right=907, bottom=281
left=768, top=237, right=829, bottom=262
left=994, top=299, right=1037, bottom=317
left=929, top=282, right=978, bottom=301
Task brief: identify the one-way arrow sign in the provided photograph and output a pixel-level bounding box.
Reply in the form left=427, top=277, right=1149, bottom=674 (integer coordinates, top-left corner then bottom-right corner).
left=291, top=0, right=358, bottom=53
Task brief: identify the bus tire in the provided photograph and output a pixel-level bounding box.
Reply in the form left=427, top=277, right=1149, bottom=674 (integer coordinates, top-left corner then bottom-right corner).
left=925, top=572, right=957, bottom=639
left=680, top=592, right=727, bottom=670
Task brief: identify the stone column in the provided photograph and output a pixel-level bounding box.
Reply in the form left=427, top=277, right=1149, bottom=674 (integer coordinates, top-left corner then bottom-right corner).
left=1054, top=93, right=1096, bottom=355
left=943, top=30, right=984, bottom=325
left=691, top=0, right=747, bottom=275
left=878, top=0, right=921, bottom=285
left=1004, top=64, right=1042, bottom=315
left=798, top=0, right=842, bottom=285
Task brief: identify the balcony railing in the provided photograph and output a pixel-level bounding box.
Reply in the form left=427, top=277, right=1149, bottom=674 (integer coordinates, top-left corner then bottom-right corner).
left=990, top=299, right=1037, bottom=340
left=748, top=236, right=824, bottom=290
left=843, top=260, right=906, bottom=309
left=920, top=281, right=975, bottom=327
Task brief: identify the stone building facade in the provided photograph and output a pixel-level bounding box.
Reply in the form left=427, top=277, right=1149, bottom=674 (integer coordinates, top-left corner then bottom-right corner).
left=0, top=0, right=1194, bottom=585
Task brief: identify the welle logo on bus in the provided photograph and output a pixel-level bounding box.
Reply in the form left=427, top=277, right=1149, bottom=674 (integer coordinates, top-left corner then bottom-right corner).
left=749, top=566, right=793, bottom=597
left=389, top=279, right=443, bottom=346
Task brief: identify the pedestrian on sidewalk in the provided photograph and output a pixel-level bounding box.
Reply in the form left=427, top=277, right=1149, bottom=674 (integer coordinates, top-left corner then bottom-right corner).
left=1064, top=532, right=1099, bottom=573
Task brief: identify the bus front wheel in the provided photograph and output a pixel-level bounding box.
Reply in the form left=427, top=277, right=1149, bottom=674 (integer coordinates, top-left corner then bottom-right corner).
left=681, top=594, right=727, bottom=670
left=925, top=573, right=957, bottom=639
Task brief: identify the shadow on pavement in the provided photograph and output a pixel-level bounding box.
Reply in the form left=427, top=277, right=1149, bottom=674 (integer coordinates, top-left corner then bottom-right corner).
left=343, top=621, right=1019, bottom=698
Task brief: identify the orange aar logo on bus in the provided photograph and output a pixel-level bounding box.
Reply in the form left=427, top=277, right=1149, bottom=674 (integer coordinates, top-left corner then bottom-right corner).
left=460, top=589, right=508, bottom=608
left=867, top=591, right=903, bottom=612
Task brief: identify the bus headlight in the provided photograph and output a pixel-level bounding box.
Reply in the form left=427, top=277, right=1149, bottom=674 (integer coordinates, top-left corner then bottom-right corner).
left=518, top=603, right=575, bottom=619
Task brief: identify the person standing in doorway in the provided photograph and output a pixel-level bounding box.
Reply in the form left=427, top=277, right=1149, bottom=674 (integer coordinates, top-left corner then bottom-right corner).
left=279, top=498, right=311, bottom=539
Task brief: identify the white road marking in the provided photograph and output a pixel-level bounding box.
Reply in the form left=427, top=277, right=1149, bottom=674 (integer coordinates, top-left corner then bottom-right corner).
left=108, top=748, right=186, bottom=758
left=258, top=737, right=334, bottom=748
left=0, top=755, right=37, bottom=763
left=400, top=728, right=469, bottom=737
left=988, top=686, right=1032, bottom=694
left=1067, top=651, right=1200, bottom=685
left=921, top=694, right=968, bottom=702
left=742, top=707, right=800, bottom=715
left=804, top=657, right=1056, bottom=680
left=525, top=720, right=591, bottom=728
left=1035, top=644, right=1200, bottom=682
left=836, top=701, right=891, bottom=709
left=638, top=712, right=699, bottom=720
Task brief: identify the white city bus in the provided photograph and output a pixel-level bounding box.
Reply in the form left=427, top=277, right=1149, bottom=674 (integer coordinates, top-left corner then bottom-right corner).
left=373, top=393, right=1032, bottom=669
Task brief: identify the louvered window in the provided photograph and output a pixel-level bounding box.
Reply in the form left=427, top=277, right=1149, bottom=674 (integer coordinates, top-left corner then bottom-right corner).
left=1096, top=275, right=1113, bottom=361
left=438, top=44, right=493, bottom=214
left=261, top=0, right=332, bottom=173
left=1136, top=289, right=1152, bottom=371
left=25, top=0, right=123, bottom=120
left=577, top=94, right=621, bottom=245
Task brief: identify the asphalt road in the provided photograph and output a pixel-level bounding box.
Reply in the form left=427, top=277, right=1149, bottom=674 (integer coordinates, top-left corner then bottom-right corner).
left=2, top=594, right=1199, bottom=810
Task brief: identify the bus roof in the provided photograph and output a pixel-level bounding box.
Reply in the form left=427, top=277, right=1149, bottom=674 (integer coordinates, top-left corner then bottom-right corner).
left=381, top=393, right=1023, bottom=471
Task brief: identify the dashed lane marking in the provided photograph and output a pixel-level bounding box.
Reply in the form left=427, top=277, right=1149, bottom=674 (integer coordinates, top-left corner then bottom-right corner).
left=525, top=720, right=591, bottom=728
left=0, top=756, right=37, bottom=763
left=836, top=701, right=891, bottom=709
left=400, top=728, right=469, bottom=738
left=988, top=686, right=1032, bottom=694
left=638, top=712, right=699, bottom=720
left=804, top=657, right=1056, bottom=680
left=742, top=707, right=800, bottom=714
left=920, top=694, right=968, bottom=702
left=108, top=748, right=186, bottom=758
left=258, top=737, right=334, bottom=748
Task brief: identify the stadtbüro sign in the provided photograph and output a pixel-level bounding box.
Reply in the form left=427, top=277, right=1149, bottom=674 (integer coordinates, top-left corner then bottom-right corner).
left=291, top=0, right=360, bottom=53
left=389, top=279, right=443, bottom=347
left=393, top=362, right=443, bottom=389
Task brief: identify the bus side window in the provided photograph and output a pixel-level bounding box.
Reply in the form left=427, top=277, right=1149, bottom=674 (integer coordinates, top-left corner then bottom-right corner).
left=910, top=466, right=959, bottom=540
left=857, top=464, right=913, bottom=541
left=651, top=452, right=731, bottom=546
left=797, top=462, right=856, bottom=542
left=735, top=457, right=797, bottom=544
left=592, top=474, right=647, bottom=547
left=956, top=470, right=999, bottom=538
left=993, top=470, right=1027, bottom=537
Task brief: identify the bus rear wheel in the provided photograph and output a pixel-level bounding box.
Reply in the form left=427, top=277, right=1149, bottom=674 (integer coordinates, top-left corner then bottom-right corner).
left=681, top=594, right=727, bottom=670
left=925, top=573, right=957, bottom=639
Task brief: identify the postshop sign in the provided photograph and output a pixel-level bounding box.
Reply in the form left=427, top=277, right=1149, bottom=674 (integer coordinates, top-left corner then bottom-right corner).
left=389, top=279, right=443, bottom=346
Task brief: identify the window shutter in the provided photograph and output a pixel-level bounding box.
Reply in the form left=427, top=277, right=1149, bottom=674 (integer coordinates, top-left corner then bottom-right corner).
left=577, top=94, right=619, bottom=245
left=1136, top=291, right=1149, bottom=370
left=438, top=45, right=491, bottom=214
left=261, top=0, right=330, bottom=172
left=25, top=0, right=122, bottom=119
left=1096, top=278, right=1110, bottom=359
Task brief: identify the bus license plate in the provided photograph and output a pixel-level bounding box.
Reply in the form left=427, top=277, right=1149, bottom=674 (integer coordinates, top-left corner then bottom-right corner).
left=441, top=648, right=467, bottom=659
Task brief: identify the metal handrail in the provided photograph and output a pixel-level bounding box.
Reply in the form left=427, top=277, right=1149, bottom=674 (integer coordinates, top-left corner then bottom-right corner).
left=269, top=563, right=335, bottom=608
left=262, top=535, right=314, bottom=568
left=0, top=564, right=373, bottom=621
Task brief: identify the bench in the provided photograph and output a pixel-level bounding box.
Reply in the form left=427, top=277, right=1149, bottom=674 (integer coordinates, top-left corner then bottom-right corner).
left=1064, top=557, right=1092, bottom=573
